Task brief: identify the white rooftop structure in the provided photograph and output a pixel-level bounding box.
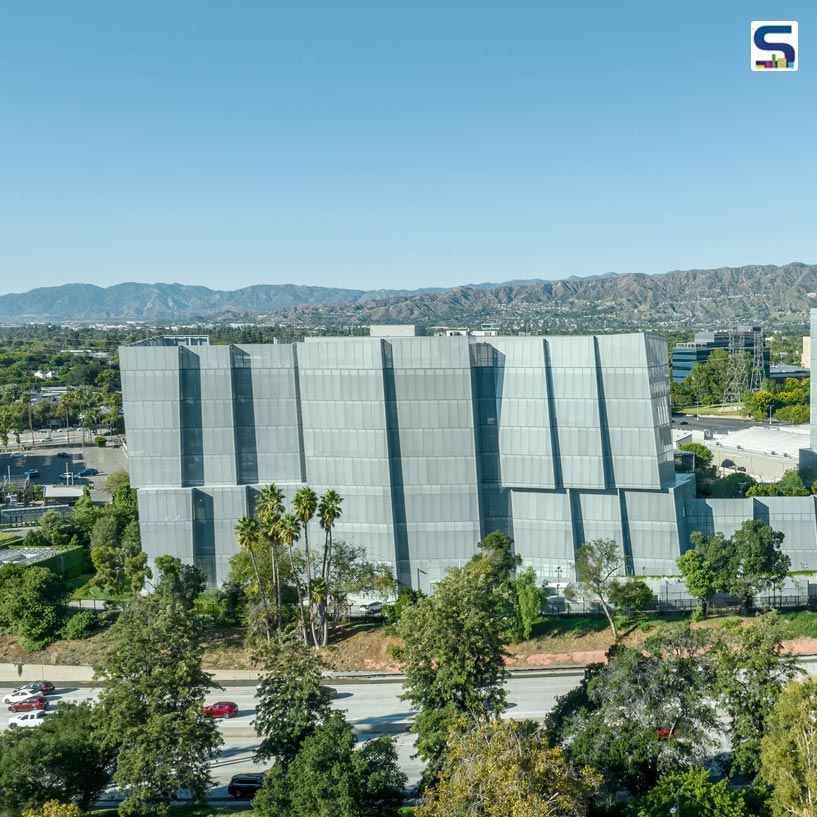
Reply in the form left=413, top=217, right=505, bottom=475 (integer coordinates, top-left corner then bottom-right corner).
left=44, top=485, right=84, bottom=501
left=714, top=424, right=809, bottom=462
left=672, top=429, right=693, bottom=448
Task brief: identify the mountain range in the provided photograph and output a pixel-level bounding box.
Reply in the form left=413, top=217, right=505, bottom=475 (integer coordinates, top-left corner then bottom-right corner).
left=0, top=264, right=813, bottom=330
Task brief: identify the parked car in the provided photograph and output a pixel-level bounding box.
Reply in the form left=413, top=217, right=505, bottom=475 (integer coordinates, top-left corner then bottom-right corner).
left=78, top=467, right=99, bottom=476
left=10, top=452, right=24, bottom=459
left=8, top=710, right=48, bottom=728
left=202, top=701, right=238, bottom=719
left=360, top=601, right=384, bottom=615
left=56, top=451, right=70, bottom=458
left=22, top=469, right=40, bottom=478
left=8, top=696, right=48, bottom=713
left=14, top=681, right=55, bottom=696
left=227, top=773, right=265, bottom=799
left=321, top=685, right=337, bottom=700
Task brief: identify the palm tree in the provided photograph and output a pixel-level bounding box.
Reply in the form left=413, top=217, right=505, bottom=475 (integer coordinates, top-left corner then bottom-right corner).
left=256, top=484, right=286, bottom=634
left=278, top=512, right=309, bottom=642
left=235, top=516, right=270, bottom=644
left=318, top=490, right=343, bottom=580
left=317, top=490, right=343, bottom=646
left=293, top=486, right=319, bottom=644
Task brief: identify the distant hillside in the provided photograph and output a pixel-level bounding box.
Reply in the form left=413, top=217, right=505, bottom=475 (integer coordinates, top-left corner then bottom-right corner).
left=0, top=282, right=438, bottom=322
left=263, top=263, right=817, bottom=331
left=0, top=264, right=813, bottom=330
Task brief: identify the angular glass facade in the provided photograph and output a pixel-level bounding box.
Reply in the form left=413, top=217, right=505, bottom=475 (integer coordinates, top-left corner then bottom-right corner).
left=121, top=332, right=703, bottom=588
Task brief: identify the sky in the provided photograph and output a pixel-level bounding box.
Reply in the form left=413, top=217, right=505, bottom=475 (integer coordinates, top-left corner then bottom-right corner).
left=0, top=1, right=814, bottom=294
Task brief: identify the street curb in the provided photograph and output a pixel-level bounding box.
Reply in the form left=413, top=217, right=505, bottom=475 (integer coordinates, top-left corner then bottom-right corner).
left=4, top=655, right=817, bottom=690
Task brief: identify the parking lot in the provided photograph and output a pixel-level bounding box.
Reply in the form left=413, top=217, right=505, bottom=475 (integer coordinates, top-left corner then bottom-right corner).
left=0, top=449, right=95, bottom=488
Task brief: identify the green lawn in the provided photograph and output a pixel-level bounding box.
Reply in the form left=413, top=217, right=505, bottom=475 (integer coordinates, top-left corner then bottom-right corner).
left=780, top=610, right=817, bottom=639
left=677, top=405, right=748, bottom=417
left=67, top=573, right=133, bottom=603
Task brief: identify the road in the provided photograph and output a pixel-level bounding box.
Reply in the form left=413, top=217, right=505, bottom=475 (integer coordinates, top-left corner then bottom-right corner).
left=5, top=663, right=815, bottom=801
left=0, top=672, right=584, bottom=797
left=671, top=415, right=757, bottom=433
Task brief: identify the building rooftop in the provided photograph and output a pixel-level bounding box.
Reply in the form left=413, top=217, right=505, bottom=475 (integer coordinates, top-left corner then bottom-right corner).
left=712, top=424, right=809, bottom=462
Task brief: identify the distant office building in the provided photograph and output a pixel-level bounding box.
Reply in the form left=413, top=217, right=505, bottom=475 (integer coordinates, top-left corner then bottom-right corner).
left=671, top=327, right=769, bottom=383
left=803, top=336, right=811, bottom=369
left=769, top=364, right=810, bottom=383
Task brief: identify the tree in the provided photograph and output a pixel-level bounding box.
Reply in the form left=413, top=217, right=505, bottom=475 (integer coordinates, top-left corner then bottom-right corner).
left=729, top=520, right=790, bottom=613
left=293, top=486, right=319, bottom=644
left=477, top=530, right=521, bottom=580
left=256, top=483, right=286, bottom=633
left=122, top=519, right=151, bottom=592
left=747, top=389, right=776, bottom=421
left=676, top=531, right=732, bottom=618
left=713, top=612, right=802, bottom=778
left=89, top=514, right=119, bottom=551
left=513, top=566, right=547, bottom=641
left=384, top=586, right=424, bottom=624
left=778, top=468, right=811, bottom=496
left=321, top=539, right=393, bottom=643
left=235, top=515, right=270, bottom=643
left=254, top=635, right=332, bottom=766
left=396, top=555, right=513, bottom=785
left=93, top=562, right=220, bottom=817
left=608, top=577, right=653, bottom=616
left=91, top=516, right=149, bottom=594
left=760, top=678, right=817, bottom=817
left=0, top=702, right=113, bottom=812
left=278, top=512, right=309, bottom=640
left=567, top=538, right=624, bottom=640
left=68, top=494, right=101, bottom=543
left=253, top=712, right=405, bottom=817
left=316, top=489, right=344, bottom=646
left=775, top=403, right=810, bottom=424
left=418, top=717, right=599, bottom=817
left=626, top=768, right=750, bottom=817
left=39, top=510, right=70, bottom=548
left=152, top=554, right=205, bottom=608
left=0, top=564, right=68, bottom=649
left=22, top=804, right=84, bottom=817
left=104, top=469, right=130, bottom=497
left=682, top=349, right=737, bottom=406
left=556, top=626, right=718, bottom=795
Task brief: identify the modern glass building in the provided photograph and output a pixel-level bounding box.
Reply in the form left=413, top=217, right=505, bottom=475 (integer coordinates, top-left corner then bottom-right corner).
left=120, top=325, right=817, bottom=590
left=671, top=328, right=769, bottom=383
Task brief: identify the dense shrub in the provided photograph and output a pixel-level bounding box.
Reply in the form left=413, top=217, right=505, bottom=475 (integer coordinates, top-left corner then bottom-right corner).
left=61, top=609, right=100, bottom=640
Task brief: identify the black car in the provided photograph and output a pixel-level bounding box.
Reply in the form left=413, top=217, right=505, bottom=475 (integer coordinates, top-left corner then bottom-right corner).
left=227, top=773, right=265, bottom=799
left=16, top=681, right=55, bottom=696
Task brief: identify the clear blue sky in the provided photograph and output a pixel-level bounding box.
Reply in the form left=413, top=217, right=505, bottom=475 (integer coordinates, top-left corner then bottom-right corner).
left=0, top=1, right=814, bottom=294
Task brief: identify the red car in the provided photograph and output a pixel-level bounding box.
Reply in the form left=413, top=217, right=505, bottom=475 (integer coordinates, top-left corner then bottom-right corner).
left=8, top=696, right=49, bottom=713
left=202, top=701, right=238, bottom=719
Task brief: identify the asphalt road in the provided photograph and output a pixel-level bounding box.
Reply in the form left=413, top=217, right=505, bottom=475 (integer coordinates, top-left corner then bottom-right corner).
left=671, top=415, right=758, bottom=433
left=0, top=673, right=585, bottom=797
left=4, top=663, right=815, bottom=801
